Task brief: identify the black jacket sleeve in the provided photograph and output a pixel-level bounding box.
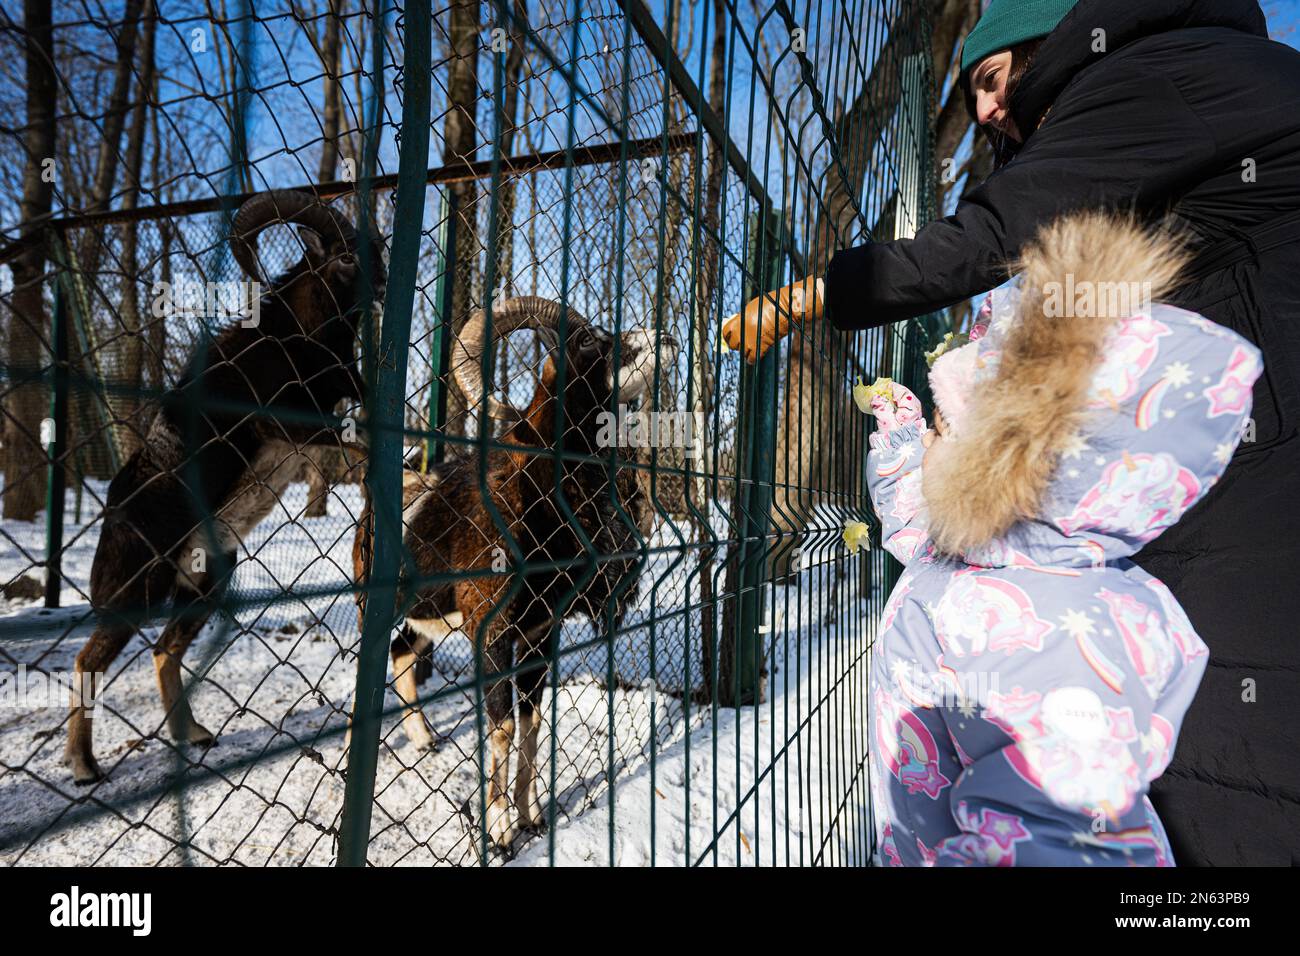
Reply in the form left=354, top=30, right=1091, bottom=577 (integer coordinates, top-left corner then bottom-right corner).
left=824, top=63, right=1219, bottom=330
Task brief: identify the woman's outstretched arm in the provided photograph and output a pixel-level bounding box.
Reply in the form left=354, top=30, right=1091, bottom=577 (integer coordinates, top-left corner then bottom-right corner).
left=826, top=63, right=1216, bottom=329
left=724, top=62, right=1217, bottom=359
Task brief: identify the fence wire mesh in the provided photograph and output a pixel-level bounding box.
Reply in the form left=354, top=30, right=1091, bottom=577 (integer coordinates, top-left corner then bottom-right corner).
left=0, top=0, right=943, bottom=866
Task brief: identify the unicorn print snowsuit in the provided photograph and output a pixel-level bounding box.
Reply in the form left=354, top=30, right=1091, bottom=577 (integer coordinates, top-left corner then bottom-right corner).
left=865, top=216, right=1263, bottom=866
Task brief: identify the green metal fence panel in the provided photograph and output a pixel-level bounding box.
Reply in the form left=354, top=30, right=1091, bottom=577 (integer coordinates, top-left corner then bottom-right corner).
left=339, top=0, right=431, bottom=866
left=731, top=207, right=781, bottom=710
left=0, top=0, right=942, bottom=866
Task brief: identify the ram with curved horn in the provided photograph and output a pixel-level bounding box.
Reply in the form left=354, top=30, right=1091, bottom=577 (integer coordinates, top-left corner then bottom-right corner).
left=352, top=295, right=678, bottom=850
left=64, top=189, right=384, bottom=785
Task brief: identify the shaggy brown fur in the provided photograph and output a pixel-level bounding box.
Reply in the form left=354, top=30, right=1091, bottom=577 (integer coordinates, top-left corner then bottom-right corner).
left=64, top=192, right=381, bottom=785
left=352, top=331, right=660, bottom=849
left=923, top=212, right=1191, bottom=556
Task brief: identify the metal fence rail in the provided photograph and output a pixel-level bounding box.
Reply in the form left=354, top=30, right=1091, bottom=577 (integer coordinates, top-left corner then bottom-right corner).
left=0, top=0, right=941, bottom=866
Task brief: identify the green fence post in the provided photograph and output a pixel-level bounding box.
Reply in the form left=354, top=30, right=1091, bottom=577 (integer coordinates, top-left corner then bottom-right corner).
left=43, top=233, right=68, bottom=609
left=424, top=188, right=454, bottom=469
left=728, top=206, right=782, bottom=707
left=337, top=0, right=430, bottom=866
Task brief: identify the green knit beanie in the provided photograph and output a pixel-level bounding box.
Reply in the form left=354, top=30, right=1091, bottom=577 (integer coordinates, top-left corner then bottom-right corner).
left=960, top=0, right=1081, bottom=73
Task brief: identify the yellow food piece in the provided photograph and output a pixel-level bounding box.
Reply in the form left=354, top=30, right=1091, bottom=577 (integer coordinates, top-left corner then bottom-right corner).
left=842, top=521, right=870, bottom=554
left=852, top=378, right=873, bottom=414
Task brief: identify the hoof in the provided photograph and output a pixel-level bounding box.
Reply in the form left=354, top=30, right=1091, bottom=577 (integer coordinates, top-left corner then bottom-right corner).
left=486, top=798, right=516, bottom=851
left=184, top=723, right=217, bottom=748
left=517, top=817, right=548, bottom=836
left=514, top=797, right=547, bottom=832
left=64, top=752, right=104, bottom=786
left=514, top=778, right=546, bottom=831
left=489, top=825, right=517, bottom=852
left=403, top=724, right=440, bottom=753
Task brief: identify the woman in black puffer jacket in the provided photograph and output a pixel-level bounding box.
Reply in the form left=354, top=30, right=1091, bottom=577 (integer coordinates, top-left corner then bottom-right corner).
left=725, top=0, right=1300, bottom=866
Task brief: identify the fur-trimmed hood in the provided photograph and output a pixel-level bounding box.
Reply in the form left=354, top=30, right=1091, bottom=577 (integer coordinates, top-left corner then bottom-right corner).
left=923, top=213, right=1263, bottom=568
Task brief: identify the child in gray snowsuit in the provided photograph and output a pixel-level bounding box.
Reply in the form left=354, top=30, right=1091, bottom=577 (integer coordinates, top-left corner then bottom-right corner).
left=865, top=213, right=1262, bottom=866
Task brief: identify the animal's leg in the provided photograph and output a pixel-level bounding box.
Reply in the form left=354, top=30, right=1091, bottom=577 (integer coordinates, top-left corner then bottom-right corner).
left=152, top=557, right=232, bottom=748
left=390, top=622, right=436, bottom=751
left=513, top=624, right=553, bottom=831
left=64, top=619, right=135, bottom=785
left=343, top=490, right=371, bottom=758
left=483, top=632, right=516, bottom=849
left=67, top=519, right=168, bottom=785
left=152, top=622, right=216, bottom=746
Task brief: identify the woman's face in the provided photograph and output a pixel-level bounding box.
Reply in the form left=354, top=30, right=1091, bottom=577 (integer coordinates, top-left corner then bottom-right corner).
left=970, top=50, right=1023, bottom=143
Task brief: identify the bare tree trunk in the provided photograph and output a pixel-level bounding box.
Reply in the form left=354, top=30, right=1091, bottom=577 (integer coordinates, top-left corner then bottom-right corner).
left=67, top=0, right=146, bottom=480
left=318, top=0, right=344, bottom=182
left=116, top=0, right=157, bottom=459
left=696, top=0, right=726, bottom=700
left=653, top=1, right=690, bottom=293
left=305, top=0, right=345, bottom=517
left=146, top=72, right=168, bottom=397
left=496, top=1, right=528, bottom=392
left=806, top=2, right=925, bottom=271
left=933, top=0, right=981, bottom=208
left=3, top=0, right=57, bottom=521
left=88, top=0, right=146, bottom=219
left=493, top=1, right=526, bottom=281
left=207, top=0, right=253, bottom=194
left=442, top=0, right=481, bottom=441
left=931, top=0, right=975, bottom=87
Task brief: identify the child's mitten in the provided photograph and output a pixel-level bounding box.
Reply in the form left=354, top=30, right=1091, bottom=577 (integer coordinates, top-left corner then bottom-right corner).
left=864, top=378, right=925, bottom=450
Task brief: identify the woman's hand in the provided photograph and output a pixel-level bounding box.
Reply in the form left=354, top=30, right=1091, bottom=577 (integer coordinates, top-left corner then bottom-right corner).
left=721, top=275, right=823, bottom=363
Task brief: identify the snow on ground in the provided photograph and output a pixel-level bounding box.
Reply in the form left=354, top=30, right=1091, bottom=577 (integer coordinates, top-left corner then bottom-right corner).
left=509, top=620, right=876, bottom=867
left=1, top=477, right=877, bottom=866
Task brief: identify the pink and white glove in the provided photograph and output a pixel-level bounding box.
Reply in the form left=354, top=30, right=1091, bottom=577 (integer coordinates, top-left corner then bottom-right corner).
left=867, top=380, right=926, bottom=451
left=871, top=383, right=922, bottom=430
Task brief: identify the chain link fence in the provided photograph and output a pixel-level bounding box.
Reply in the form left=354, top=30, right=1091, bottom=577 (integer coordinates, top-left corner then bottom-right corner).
left=0, top=0, right=942, bottom=866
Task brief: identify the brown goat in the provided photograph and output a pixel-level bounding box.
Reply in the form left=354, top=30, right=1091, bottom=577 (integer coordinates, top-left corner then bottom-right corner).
left=353, top=297, right=675, bottom=848
left=64, top=190, right=382, bottom=784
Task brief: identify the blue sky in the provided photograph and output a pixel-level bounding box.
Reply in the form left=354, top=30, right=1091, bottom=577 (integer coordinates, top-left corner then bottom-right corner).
left=1267, top=0, right=1300, bottom=45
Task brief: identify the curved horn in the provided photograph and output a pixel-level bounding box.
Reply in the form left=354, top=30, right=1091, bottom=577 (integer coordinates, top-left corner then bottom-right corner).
left=229, top=189, right=358, bottom=282
left=452, top=296, right=589, bottom=422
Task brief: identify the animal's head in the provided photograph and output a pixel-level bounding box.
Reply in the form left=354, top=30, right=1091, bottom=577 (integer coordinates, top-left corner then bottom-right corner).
left=230, top=189, right=387, bottom=337
left=452, top=296, right=679, bottom=438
